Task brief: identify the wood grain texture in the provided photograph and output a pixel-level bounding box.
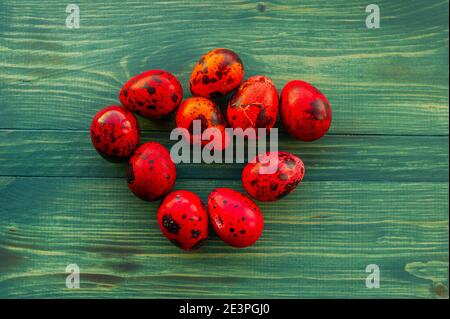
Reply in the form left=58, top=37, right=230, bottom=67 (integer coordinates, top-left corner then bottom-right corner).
left=0, top=0, right=448, bottom=299
left=0, top=177, right=448, bottom=298
left=0, top=130, right=448, bottom=182
left=0, top=0, right=448, bottom=134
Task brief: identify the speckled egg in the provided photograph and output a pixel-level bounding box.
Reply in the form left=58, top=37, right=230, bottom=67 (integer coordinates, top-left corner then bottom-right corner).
left=127, top=142, right=176, bottom=201
left=119, top=70, right=183, bottom=118
left=190, top=48, right=244, bottom=99
left=280, top=80, right=332, bottom=141
left=242, top=151, right=305, bottom=202
left=90, top=105, right=140, bottom=162
left=227, top=75, right=278, bottom=138
left=175, top=97, right=229, bottom=150
left=157, top=190, right=209, bottom=251
left=207, top=188, right=264, bottom=248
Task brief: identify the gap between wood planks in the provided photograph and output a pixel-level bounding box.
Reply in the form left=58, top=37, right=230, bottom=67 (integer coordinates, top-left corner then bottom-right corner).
left=0, top=177, right=447, bottom=184
left=0, top=128, right=448, bottom=137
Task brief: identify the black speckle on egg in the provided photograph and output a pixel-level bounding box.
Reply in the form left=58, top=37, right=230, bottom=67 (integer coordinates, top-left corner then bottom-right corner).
left=162, top=214, right=180, bottom=234
left=191, top=230, right=201, bottom=239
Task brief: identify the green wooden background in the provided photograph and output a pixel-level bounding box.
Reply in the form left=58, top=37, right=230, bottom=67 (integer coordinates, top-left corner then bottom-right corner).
left=0, top=0, right=448, bottom=299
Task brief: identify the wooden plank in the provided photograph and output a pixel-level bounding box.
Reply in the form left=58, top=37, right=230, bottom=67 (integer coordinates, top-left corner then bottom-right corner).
left=0, top=0, right=448, bottom=300
left=0, top=130, right=448, bottom=182
left=0, top=177, right=448, bottom=298
left=0, top=0, right=448, bottom=134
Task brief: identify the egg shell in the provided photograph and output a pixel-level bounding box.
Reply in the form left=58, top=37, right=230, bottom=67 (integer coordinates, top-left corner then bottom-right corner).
left=242, top=151, right=305, bottom=202
left=90, top=105, right=140, bottom=162
left=175, top=97, right=230, bottom=150
left=157, top=190, right=209, bottom=251
left=190, top=48, right=244, bottom=99
left=207, top=188, right=264, bottom=248
left=119, top=70, right=183, bottom=119
left=227, top=75, right=279, bottom=138
left=280, top=80, right=332, bottom=141
left=127, top=142, right=176, bottom=201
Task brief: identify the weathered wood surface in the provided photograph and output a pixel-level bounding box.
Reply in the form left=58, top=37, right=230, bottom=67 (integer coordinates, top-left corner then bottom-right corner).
left=0, top=0, right=448, bottom=298
left=0, top=178, right=448, bottom=298
left=0, top=131, right=448, bottom=182
left=0, top=0, right=448, bottom=134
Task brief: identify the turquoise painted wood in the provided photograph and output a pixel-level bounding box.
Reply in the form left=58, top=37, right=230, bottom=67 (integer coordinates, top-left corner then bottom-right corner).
left=0, top=0, right=448, bottom=298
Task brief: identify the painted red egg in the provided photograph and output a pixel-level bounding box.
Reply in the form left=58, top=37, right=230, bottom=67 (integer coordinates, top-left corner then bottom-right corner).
left=227, top=75, right=279, bottom=138
left=157, top=190, right=208, bottom=251
left=127, top=142, right=176, bottom=201
left=280, top=80, right=332, bottom=141
left=119, top=70, right=183, bottom=119
left=190, top=48, right=244, bottom=99
left=90, top=105, right=140, bottom=162
left=175, top=97, right=229, bottom=150
left=242, top=151, right=305, bottom=202
left=207, top=188, right=264, bottom=248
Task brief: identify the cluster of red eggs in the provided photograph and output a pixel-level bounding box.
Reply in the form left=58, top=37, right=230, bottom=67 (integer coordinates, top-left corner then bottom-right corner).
left=90, top=48, right=332, bottom=251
